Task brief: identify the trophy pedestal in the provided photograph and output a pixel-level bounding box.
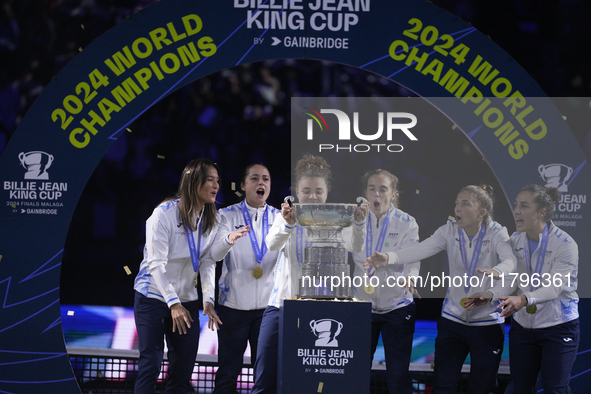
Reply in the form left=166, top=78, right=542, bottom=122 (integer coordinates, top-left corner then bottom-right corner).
left=278, top=299, right=371, bottom=394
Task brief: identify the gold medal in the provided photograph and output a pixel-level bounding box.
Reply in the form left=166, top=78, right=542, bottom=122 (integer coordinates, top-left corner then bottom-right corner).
left=526, top=305, right=537, bottom=314
left=460, top=297, right=469, bottom=308
left=194, top=273, right=198, bottom=288
left=253, top=267, right=263, bottom=279
left=364, top=284, right=375, bottom=295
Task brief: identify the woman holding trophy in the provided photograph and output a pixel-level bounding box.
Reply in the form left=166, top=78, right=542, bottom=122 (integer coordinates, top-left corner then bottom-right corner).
left=250, top=154, right=369, bottom=394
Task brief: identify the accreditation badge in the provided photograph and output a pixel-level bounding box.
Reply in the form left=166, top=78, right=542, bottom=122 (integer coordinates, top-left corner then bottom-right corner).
left=253, top=266, right=263, bottom=279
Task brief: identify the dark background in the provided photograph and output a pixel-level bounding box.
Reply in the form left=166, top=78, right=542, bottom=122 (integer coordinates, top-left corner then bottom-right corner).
left=1, top=0, right=590, bottom=320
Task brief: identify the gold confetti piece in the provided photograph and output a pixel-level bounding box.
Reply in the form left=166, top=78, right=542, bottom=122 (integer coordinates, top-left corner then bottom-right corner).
left=67, top=311, right=75, bottom=316
left=235, top=191, right=242, bottom=197
left=231, top=182, right=236, bottom=191
left=98, top=371, right=103, bottom=378
left=448, top=216, right=455, bottom=221
left=415, top=190, right=419, bottom=194
left=78, top=47, right=83, bottom=52
left=0, top=255, right=2, bottom=263
left=452, top=124, right=458, bottom=130
left=562, top=115, right=567, bottom=120
left=157, top=155, right=165, bottom=159
left=317, top=382, right=324, bottom=393
left=124, top=266, right=132, bottom=275
left=81, top=24, right=85, bottom=29
left=126, top=128, right=132, bottom=133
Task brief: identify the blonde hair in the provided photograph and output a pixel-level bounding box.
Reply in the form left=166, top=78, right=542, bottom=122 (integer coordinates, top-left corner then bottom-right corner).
left=362, top=169, right=400, bottom=208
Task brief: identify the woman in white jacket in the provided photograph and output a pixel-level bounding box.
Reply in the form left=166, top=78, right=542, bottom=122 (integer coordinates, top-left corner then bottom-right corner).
left=250, top=154, right=369, bottom=394
left=133, top=159, right=248, bottom=394
left=497, top=185, right=579, bottom=393
left=208, top=164, right=281, bottom=394
left=365, top=184, right=516, bottom=394
left=351, top=169, right=420, bottom=394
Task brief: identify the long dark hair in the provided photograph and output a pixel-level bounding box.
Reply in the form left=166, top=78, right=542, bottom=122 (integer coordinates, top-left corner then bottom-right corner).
left=163, top=158, right=219, bottom=235
left=519, top=184, right=559, bottom=225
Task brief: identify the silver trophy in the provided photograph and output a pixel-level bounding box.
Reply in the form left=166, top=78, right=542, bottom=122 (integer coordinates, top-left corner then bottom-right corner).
left=290, top=197, right=366, bottom=299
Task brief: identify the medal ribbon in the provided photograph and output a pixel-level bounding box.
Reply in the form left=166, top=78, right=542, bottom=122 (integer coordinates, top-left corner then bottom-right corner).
left=459, top=222, right=487, bottom=293
left=185, top=217, right=204, bottom=272
left=366, top=210, right=391, bottom=277
left=524, top=223, right=549, bottom=292
left=241, top=200, right=269, bottom=264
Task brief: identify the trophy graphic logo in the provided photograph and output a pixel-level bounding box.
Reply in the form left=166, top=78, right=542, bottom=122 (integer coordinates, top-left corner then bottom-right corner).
left=18, top=151, right=54, bottom=180
left=538, top=163, right=573, bottom=192
left=309, top=319, right=343, bottom=347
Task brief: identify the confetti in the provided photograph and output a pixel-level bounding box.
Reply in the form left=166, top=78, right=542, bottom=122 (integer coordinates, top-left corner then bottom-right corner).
left=235, top=191, right=242, bottom=197
left=231, top=182, right=236, bottom=191
left=562, top=115, right=567, bottom=120
left=0, top=255, right=2, bottom=263
left=81, top=24, right=85, bottom=29
left=317, top=382, right=324, bottom=393
left=157, top=155, right=165, bottom=159
left=415, top=190, right=419, bottom=194
left=67, top=311, right=75, bottom=316
left=126, top=128, right=132, bottom=133
left=451, top=124, right=458, bottom=130
left=78, top=47, right=83, bottom=52
left=448, top=216, right=455, bottom=221
left=124, top=266, right=132, bottom=275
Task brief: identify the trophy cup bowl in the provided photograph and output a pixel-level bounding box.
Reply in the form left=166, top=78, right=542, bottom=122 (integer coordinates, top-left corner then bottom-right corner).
left=293, top=203, right=357, bottom=228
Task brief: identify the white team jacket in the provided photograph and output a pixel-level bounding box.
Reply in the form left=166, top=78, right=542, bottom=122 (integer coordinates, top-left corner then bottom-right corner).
left=387, top=220, right=516, bottom=326
left=497, top=224, right=579, bottom=329
left=210, top=201, right=281, bottom=311
left=134, top=200, right=223, bottom=308
left=351, top=207, right=420, bottom=313
left=266, top=214, right=367, bottom=309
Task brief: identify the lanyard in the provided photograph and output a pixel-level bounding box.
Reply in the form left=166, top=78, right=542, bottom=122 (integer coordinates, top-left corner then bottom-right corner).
left=459, top=222, right=487, bottom=293
left=241, top=200, right=269, bottom=264
left=185, top=217, right=204, bottom=272
left=524, top=223, right=550, bottom=292
left=366, top=210, right=391, bottom=276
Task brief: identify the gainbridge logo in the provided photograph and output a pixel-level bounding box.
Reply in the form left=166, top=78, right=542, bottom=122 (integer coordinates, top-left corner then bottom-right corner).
left=303, top=106, right=418, bottom=153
